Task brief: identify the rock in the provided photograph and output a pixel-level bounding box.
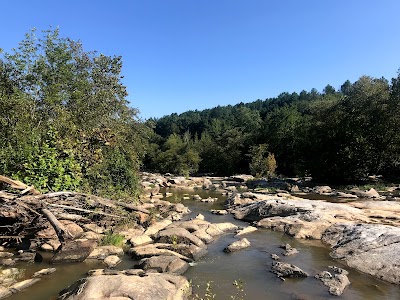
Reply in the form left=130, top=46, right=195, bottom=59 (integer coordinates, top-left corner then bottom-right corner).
left=322, top=223, right=400, bottom=284
left=271, top=254, right=280, bottom=260
left=192, top=194, right=202, bottom=201
left=229, top=175, right=254, bottom=182
left=83, top=223, right=104, bottom=234
left=1, top=268, right=20, bottom=277
left=37, top=220, right=83, bottom=239
left=283, top=247, right=299, bottom=256
left=51, top=239, right=97, bottom=264
left=130, top=234, right=153, bottom=247
left=14, top=251, right=38, bottom=263
left=195, top=214, right=205, bottom=220
left=0, top=252, right=13, bottom=258
left=137, top=255, right=189, bottom=275
left=157, top=227, right=204, bottom=247
left=351, top=188, right=381, bottom=198
left=315, top=271, right=350, bottom=296
left=88, top=245, right=124, bottom=259
left=129, top=243, right=191, bottom=262
left=224, top=238, right=251, bottom=252
left=9, top=278, right=41, bottom=293
left=160, top=243, right=208, bottom=261
left=210, top=209, right=228, bottom=215
left=40, top=239, right=61, bottom=252
left=279, top=244, right=299, bottom=256
left=214, top=222, right=239, bottom=232
left=235, top=226, right=257, bottom=236
left=271, top=262, right=308, bottom=278
left=0, top=259, right=15, bottom=266
left=145, top=219, right=173, bottom=236
left=202, top=178, right=213, bottom=189
left=58, top=273, right=191, bottom=300
left=336, top=192, right=358, bottom=199
left=0, top=287, right=12, bottom=298
left=200, top=197, right=217, bottom=203
left=313, top=186, right=332, bottom=194
left=174, top=203, right=190, bottom=214
left=192, top=230, right=214, bottom=244
left=32, top=268, right=57, bottom=278
left=103, top=255, right=121, bottom=268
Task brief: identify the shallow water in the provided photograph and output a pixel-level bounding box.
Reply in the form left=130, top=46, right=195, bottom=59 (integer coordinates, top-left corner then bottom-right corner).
left=5, top=189, right=400, bottom=299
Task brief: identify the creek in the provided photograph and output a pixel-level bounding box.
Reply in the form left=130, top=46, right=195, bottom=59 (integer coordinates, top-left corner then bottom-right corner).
left=6, top=189, right=400, bottom=300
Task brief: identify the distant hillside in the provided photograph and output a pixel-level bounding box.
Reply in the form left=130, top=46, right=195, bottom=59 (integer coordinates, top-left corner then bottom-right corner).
left=144, top=74, right=400, bottom=183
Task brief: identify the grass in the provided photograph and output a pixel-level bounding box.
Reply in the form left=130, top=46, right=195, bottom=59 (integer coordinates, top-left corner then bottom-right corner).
left=99, top=231, right=125, bottom=247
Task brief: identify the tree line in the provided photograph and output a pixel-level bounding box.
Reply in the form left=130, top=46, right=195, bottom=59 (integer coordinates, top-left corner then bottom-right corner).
left=145, top=74, right=400, bottom=183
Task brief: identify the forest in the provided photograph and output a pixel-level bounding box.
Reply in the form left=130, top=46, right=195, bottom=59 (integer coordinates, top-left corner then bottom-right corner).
left=1, top=29, right=400, bottom=200
left=145, top=72, right=400, bottom=183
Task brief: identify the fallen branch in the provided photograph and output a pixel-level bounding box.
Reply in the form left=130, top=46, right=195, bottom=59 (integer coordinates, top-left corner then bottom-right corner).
left=41, top=208, right=73, bottom=244
left=46, top=203, right=126, bottom=218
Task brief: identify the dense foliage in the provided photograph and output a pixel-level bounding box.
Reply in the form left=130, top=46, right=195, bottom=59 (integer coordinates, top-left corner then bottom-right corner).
left=0, top=29, right=148, bottom=198
left=145, top=73, right=400, bottom=183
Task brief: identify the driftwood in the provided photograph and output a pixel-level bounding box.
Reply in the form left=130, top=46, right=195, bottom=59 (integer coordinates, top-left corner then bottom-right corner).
left=0, top=175, right=143, bottom=252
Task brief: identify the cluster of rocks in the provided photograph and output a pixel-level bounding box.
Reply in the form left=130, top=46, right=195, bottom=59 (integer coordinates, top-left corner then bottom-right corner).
left=269, top=243, right=350, bottom=296
left=226, top=191, right=400, bottom=285
left=0, top=263, right=56, bottom=298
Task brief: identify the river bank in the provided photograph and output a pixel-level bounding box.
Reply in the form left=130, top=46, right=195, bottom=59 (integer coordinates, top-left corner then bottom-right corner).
left=1, top=174, right=399, bottom=299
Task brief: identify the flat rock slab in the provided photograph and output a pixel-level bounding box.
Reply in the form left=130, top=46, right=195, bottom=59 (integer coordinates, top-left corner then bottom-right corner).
left=58, top=273, right=191, bottom=300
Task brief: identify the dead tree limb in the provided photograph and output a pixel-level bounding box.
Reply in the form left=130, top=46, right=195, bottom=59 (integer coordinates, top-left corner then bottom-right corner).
left=41, top=208, right=73, bottom=244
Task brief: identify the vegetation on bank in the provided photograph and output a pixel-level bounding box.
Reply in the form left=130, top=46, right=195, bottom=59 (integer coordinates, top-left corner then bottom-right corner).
left=145, top=73, right=400, bottom=183
left=0, top=28, right=149, bottom=198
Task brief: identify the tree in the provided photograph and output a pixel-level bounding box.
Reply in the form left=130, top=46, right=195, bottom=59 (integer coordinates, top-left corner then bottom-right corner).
left=0, top=28, right=148, bottom=197
left=249, top=144, right=277, bottom=178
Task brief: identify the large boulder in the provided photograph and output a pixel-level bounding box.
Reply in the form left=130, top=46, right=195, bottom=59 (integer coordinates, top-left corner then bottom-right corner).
left=322, top=223, right=400, bottom=284
left=224, top=238, right=251, bottom=252
left=58, top=273, right=191, bottom=300
left=50, top=239, right=97, bottom=264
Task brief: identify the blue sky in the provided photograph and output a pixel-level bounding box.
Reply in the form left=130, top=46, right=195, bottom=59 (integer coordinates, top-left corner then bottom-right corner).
left=1, top=0, right=399, bottom=119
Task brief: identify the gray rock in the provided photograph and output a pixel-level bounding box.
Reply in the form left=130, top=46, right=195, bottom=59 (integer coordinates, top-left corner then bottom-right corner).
left=271, top=262, right=308, bottom=278
left=322, top=223, right=400, bottom=284
left=58, top=273, right=191, bottom=300
left=315, top=271, right=350, bottom=296
left=271, top=253, right=280, bottom=260
left=157, top=227, right=204, bottom=247
left=103, top=255, right=121, bottom=268
left=137, top=255, right=189, bottom=275
left=51, top=239, right=97, bottom=264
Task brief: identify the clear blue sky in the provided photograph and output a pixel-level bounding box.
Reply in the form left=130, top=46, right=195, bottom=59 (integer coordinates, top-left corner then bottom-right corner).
left=1, top=0, right=399, bottom=119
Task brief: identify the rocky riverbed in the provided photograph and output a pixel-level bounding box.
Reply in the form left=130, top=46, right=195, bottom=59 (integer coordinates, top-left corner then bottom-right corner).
left=1, top=173, right=399, bottom=299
